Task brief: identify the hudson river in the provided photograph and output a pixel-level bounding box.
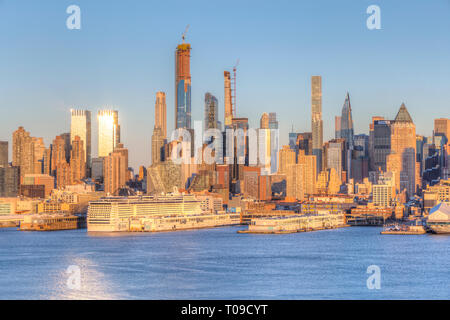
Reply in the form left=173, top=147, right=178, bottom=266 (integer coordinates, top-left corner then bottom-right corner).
left=0, top=226, right=449, bottom=299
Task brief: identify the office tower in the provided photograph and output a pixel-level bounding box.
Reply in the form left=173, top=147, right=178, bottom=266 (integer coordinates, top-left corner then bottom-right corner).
left=51, top=135, right=68, bottom=175
left=340, top=92, right=354, bottom=149
left=224, top=71, right=233, bottom=127
left=175, top=40, right=191, bottom=129
left=323, top=139, right=347, bottom=183
left=70, top=109, right=92, bottom=170
left=298, top=150, right=317, bottom=196
left=91, top=158, right=104, bottom=183
left=311, top=76, right=323, bottom=173
left=0, top=166, right=20, bottom=197
left=70, top=136, right=86, bottom=184
left=204, top=93, right=219, bottom=130
left=155, top=92, right=167, bottom=138
left=260, top=113, right=269, bottom=129
left=21, top=174, right=55, bottom=197
left=104, top=144, right=129, bottom=195
left=369, top=116, right=385, bottom=171
left=268, top=113, right=278, bottom=129
left=229, top=118, right=249, bottom=181
left=354, top=134, right=369, bottom=159
left=434, top=118, right=450, bottom=141
left=372, top=119, right=391, bottom=172
left=335, top=116, right=341, bottom=139
left=387, top=103, right=417, bottom=197
left=98, top=110, right=120, bottom=157
left=0, top=141, right=8, bottom=167
left=296, top=132, right=313, bottom=156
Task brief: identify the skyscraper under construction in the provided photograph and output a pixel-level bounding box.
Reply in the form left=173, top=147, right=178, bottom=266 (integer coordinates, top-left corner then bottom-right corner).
left=175, top=36, right=191, bottom=130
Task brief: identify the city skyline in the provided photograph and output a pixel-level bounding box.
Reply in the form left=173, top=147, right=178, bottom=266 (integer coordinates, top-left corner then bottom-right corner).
left=1, top=1, right=450, bottom=169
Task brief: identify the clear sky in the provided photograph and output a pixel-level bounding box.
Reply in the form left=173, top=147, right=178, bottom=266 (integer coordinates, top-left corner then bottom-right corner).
left=1, top=0, right=449, bottom=169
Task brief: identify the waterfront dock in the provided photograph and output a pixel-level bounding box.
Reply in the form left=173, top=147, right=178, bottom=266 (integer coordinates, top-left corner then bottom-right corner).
left=239, top=212, right=348, bottom=234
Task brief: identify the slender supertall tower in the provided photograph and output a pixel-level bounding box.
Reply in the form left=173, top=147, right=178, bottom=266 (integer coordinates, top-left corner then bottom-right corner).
left=311, top=76, right=323, bottom=173
left=224, top=71, right=233, bottom=127
left=175, top=28, right=191, bottom=129
left=98, top=110, right=120, bottom=157
left=70, top=109, right=92, bottom=172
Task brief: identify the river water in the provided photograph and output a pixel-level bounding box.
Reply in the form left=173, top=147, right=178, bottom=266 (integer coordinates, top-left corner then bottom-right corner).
left=0, top=226, right=448, bottom=299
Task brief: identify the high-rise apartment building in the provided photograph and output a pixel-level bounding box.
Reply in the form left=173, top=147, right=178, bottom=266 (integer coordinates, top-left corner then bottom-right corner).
left=98, top=110, right=120, bottom=157
left=12, top=127, right=43, bottom=177
left=70, top=136, right=86, bottom=184
left=204, top=93, right=219, bottom=130
left=0, top=141, right=8, bottom=167
left=278, top=145, right=296, bottom=175
left=311, top=76, right=323, bottom=173
left=298, top=150, right=317, bottom=196
left=175, top=41, right=191, bottom=129
left=224, top=71, right=233, bottom=127
left=104, top=144, right=129, bottom=195
left=51, top=135, right=68, bottom=175
left=70, top=109, right=92, bottom=170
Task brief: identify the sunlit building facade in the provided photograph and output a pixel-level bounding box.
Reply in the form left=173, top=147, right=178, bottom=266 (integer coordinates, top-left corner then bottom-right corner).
left=98, top=110, right=120, bottom=158
left=70, top=109, right=91, bottom=170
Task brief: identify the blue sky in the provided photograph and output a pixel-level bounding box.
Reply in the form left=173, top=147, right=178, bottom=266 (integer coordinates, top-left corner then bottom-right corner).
left=0, top=0, right=449, bottom=169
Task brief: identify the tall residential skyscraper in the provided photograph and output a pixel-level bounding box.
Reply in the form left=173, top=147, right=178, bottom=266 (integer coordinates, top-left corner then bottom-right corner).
left=0, top=141, right=8, bottom=167
left=204, top=93, right=219, bottom=130
left=224, top=71, right=233, bottom=127
left=155, top=92, right=167, bottom=138
left=98, top=110, right=120, bottom=157
left=70, top=109, right=92, bottom=170
left=387, top=103, right=417, bottom=197
left=311, top=76, right=323, bottom=173
left=175, top=40, right=191, bottom=129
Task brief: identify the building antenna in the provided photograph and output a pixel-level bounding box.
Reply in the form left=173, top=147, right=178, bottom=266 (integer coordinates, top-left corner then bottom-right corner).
left=231, top=59, right=239, bottom=117
left=182, top=25, right=189, bottom=43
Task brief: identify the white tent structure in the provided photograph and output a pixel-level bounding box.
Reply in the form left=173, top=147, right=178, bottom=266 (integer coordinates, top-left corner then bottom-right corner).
left=427, top=202, right=450, bottom=234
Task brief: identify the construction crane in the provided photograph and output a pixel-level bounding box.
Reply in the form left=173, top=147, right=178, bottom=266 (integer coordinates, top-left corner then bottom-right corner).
left=182, top=25, right=189, bottom=43
left=232, top=59, right=239, bottom=117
